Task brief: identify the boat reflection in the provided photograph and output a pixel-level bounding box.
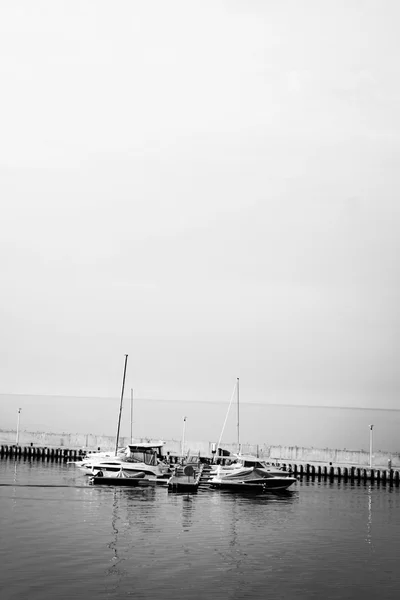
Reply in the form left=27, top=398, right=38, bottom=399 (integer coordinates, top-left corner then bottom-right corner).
left=106, top=489, right=124, bottom=576
left=104, top=486, right=165, bottom=540
left=211, top=487, right=298, bottom=505
left=181, top=495, right=195, bottom=532
left=167, top=491, right=197, bottom=532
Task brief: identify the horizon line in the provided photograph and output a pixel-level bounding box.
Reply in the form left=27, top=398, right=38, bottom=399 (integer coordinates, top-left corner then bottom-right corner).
left=0, top=392, right=399, bottom=412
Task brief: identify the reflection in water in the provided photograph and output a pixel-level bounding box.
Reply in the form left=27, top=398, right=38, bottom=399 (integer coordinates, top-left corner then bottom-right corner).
left=181, top=495, right=194, bottom=532
left=228, top=495, right=241, bottom=575
left=214, top=487, right=298, bottom=506
left=4, top=460, right=400, bottom=600
left=105, top=485, right=171, bottom=589
left=123, top=486, right=162, bottom=535
left=107, top=490, right=119, bottom=567
left=366, top=484, right=373, bottom=550
left=104, top=489, right=145, bottom=598
left=106, top=488, right=126, bottom=599
left=208, top=488, right=298, bottom=577
left=167, top=491, right=197, bottom=532
left=12, top=459, right=18, bottom=510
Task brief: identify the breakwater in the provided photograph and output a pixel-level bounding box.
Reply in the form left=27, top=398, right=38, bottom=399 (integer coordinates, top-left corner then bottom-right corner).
left=0, top=444, right=82, bottom=460
left=1, top=428, right=400, bottom=468
left=282, top=462, right=400, bottom=485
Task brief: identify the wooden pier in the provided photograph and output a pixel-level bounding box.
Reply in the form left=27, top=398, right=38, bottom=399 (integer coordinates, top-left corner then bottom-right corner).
left=168, top=463, right=204, bottom=492
left=0, top=445, right=83, bottom=461
left=280, top=462, right=400, bottom=484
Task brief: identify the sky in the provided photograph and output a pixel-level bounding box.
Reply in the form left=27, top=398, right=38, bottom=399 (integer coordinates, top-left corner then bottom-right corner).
left=1, top=1, right=400, bottom=438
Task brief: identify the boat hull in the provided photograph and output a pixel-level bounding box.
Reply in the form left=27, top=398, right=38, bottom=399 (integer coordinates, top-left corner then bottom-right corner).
left=90, top=477, right=169, bottom=487
left=210, top=477, right=296, bottom=491
left=209, top=467, right=297, bottom=492
left=90, top=462, right=171, bottom=479
left=90, top=476, right=144, bottom=486
left=89, top=470, right=148, bottom=486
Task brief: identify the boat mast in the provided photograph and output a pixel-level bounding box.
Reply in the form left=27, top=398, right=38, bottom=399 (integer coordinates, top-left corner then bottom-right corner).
left=130, top=388, right=134, bottom=444
left=115, top=354, right=128, bottom=456
left=214, top=381, right=237, bottom=462
left=237, top=377, right=240, bottom=454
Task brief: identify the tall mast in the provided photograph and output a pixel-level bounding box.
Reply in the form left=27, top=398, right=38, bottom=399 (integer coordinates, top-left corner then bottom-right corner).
left=214, top=381, right=237, bottom=462
left=237, top=377, right=240, bottom=453
left=130, top=388, right=134, bottom=444
left=115, top=354, right=128, bottom=456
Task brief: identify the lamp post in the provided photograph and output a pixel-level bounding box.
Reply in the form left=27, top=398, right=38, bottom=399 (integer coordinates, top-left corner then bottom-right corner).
left=369, top=424, right=374, bottom=469
left=181, top=416, right=187, bottom=459
left=16, top=408, right=22, bottom=446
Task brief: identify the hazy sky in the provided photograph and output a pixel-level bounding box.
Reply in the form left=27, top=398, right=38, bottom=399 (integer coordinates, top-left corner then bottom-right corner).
left=1, top=1, right=400, bottom=428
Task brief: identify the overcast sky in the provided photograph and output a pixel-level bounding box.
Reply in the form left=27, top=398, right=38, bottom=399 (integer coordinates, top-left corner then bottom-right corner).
left=1, top=1, right=400, bottom=422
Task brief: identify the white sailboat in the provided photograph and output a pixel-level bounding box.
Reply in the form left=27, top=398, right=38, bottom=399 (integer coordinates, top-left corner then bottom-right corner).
left=86, top=356, right=171, bottom=481
left=209, top=378, right=297, bottom=491
left=90, top=440, right=171, bottom=479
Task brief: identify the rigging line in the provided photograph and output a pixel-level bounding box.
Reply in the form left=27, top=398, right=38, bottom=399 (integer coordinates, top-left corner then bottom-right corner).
left=214, top=380, right=238, bottom=461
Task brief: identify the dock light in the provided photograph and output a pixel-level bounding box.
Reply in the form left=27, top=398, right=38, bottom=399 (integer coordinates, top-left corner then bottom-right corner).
left=369, top=425, right=374, bottom=469
left=16, top=408, right=22, bottom=446
left=181, top=416, right=187, bottom=459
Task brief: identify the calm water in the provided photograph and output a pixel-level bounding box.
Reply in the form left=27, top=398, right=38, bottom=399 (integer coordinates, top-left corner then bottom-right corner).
left=1, top=460, right=400, bottom=600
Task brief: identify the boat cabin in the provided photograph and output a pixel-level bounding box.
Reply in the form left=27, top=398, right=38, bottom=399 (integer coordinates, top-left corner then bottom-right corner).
left=234, top=454, right=267, bottom=469
left=125, top=442, right=165, bottom=465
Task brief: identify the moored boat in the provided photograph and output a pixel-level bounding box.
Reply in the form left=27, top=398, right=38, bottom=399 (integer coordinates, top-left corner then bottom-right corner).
left=209, top=456, right=297, bottom=491
left=89, top=468, right=147, bottom=486
left=168, top=460, right=203, bottom=493
left=77, top=448, right=127, bottom=474
left=210, top=454, right=294, bottom=478
left=210, top=378, right=297, bottom=492
left=90, top=441, right=171, bottom=480
left=80, top=357, right=171, bottom=482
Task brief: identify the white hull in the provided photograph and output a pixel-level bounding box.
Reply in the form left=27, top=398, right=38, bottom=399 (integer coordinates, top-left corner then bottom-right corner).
left=209, top=461, right=297, bottom=492
left=91, top=460, right=170, bottom=479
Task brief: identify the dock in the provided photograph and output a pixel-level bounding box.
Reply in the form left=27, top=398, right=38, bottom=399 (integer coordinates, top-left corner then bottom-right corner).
left=168, top=463, right=204, bottom=492
left=281, top=461, right=400, bottom=484
left=0, top=444, right=82, bottom=461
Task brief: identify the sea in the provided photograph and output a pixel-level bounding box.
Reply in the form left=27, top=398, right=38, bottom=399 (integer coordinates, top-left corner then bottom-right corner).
left=1, top=459, right=400, bottom=600
left=2, top=393, right=400, bottom=452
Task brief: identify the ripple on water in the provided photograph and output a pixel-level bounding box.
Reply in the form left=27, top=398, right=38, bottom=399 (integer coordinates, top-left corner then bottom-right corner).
left=1, top=462, right=400, bottom=600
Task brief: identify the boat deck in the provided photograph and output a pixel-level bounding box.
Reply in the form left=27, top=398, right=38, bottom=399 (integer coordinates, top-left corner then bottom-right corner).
left=168, top=463, right=205, bottom=492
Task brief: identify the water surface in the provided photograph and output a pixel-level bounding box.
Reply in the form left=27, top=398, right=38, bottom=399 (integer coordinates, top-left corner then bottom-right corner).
left=1, top=459, right=399, bottom=599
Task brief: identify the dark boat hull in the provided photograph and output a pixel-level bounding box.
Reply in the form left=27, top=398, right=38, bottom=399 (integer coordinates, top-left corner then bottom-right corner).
left=210, top=476, right=297, bottom=492
left=90, top=476, right=144, bottom=486
left=89, top=473, right=170, bottom=487
left=168, top=482, right=199, bottom=492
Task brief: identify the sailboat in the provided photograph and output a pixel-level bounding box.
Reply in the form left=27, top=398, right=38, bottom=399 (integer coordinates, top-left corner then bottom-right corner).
left=87, top=355, right=171, bottom=484
left=209, top=379, right=297, bottom=491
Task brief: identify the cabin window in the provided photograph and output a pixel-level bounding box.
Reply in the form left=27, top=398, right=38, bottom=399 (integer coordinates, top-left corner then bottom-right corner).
left=243, top=460, right=264, bottom=468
